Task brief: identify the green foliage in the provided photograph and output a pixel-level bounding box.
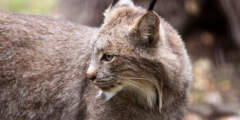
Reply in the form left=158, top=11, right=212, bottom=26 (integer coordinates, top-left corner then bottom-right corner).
left=0, top=0, right=57, bottom=15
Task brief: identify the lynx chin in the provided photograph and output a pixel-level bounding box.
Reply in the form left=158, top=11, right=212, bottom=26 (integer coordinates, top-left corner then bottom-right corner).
left=0, top=0, right=193, bottom=120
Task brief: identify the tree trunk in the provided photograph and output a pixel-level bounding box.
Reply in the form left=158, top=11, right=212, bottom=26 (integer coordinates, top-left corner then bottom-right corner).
left=220, top=0, right=240, bottom=48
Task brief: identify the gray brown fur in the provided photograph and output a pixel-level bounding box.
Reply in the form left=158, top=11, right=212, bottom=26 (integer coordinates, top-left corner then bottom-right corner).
left=0, top=12, right=96, bottom=120
left=0, top=1, right=193, bottom=120
left=84, top=1, right=193, bottom=120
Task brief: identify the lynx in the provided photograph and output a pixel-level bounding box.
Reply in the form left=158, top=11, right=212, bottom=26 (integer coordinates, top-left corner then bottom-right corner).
left=0, top=0, right=193, bottom=120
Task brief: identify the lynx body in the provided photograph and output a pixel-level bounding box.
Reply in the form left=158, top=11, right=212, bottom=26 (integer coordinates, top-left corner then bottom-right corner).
left=0, top=0, right=193, bottom=120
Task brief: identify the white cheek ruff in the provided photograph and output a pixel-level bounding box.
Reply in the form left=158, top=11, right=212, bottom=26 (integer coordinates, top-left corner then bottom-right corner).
left=102, top=91, right=117, bottom=101
left=96, top=90, right=117, bottom=101
left=96, top=85, right=123, bottom=101
left=96, top=90, right=103, bottom=98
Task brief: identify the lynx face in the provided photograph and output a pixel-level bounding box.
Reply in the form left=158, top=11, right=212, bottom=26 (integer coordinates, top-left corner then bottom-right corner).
left=88, top=31, right=162, bottom=107
left=87, top=2, right=163, bottom=108
left=86, top=0, right=192, bottom=110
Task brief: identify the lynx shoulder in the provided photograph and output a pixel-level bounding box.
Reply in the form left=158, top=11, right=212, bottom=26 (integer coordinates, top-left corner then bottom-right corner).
left=0, top=12, right=96, bottom=120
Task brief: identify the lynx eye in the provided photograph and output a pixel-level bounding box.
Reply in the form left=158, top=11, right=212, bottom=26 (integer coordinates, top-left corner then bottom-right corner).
left=101, top=54, right=114, bottom=62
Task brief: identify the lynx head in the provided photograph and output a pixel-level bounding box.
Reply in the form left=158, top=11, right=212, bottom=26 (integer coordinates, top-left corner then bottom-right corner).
left=86, top=0, right=192, bottom=111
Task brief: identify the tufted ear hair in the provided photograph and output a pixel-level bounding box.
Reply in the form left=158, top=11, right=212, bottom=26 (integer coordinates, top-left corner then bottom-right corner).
left=112, top=0, right=119, bottom=7
left=111, top=0, right=134, bottom=8
left=129, top=11, right=161, bottom=48
left=148, top=0, right=158, bottom=11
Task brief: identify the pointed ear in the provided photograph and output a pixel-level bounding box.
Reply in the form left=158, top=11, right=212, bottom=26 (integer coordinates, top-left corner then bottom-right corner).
left=105, top=0, right=134, bottom=17
left=129, top=11, right=160, bottom=48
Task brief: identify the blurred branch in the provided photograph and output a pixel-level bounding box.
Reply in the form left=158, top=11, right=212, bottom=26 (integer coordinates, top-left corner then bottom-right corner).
left=220, top=0, right=240, bottom=48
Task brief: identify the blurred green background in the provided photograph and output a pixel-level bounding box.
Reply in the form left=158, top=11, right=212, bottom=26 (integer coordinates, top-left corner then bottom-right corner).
left=0, top=0, right=57, bottom=15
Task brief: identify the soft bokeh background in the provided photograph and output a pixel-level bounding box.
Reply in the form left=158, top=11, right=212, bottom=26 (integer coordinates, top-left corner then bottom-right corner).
left=1, top=0, right=239, bottom=120
left=0, top=0, right=57, bottom=15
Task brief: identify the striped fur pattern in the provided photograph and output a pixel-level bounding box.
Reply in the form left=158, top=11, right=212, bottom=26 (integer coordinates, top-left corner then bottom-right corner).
left=0, top=0, right=192, bottom=120
left=86, top=0, right=193, bottom=120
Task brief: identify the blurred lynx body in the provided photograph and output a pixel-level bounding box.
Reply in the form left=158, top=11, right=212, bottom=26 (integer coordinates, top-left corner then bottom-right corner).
left=0, top=12, right=96, bottom=120
left=0, top=0, right=193, bottom=120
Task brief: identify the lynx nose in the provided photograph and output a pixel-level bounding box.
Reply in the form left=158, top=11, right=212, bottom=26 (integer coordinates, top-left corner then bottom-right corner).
left=86, top=66, right=97, bottom=81
left=86, top=72, right=96, bottom=81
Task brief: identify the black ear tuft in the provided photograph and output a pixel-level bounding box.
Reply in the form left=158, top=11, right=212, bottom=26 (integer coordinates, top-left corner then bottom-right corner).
left=148, top=0, right=158, bottom=11
left=112, top=0, right=119, bottom=7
